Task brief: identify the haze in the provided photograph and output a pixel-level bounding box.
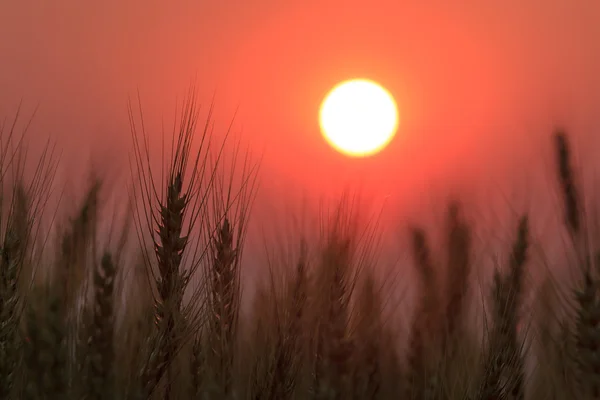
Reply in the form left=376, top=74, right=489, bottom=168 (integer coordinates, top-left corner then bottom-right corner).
left=2, top=0, right=600, bottom=269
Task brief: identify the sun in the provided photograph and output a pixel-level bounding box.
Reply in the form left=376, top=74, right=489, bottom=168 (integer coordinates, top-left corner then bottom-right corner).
left=319, top=79, right=399, bottom=157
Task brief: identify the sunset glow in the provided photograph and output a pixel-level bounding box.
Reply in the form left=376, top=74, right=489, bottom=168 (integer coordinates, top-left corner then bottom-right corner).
left=319, top=79, right=399, bottom=157
left=3, top=1, right=600, bottom=397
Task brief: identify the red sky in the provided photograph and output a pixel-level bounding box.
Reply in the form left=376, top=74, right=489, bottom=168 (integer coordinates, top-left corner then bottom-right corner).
left=2, top=0, right=600, bottom=266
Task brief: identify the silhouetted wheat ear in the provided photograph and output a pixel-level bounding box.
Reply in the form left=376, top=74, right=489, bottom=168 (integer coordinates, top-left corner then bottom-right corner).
left=266, top=241, right=309, bottom=399
left=314, top=236, right=354, bottom=400
left=246, top=280, right=279, bottom=399
left=206, top=217, right=240, bottom=397
left=287, top=242, right=309, bottom=388
left=478, top=216, right=529, bottom=400
left=406, top=227, right=440, bottom=400
left=574, top=267, right=600, bottom=398
left=86, top=252, right=116, bottom=400
left=443, top=202, right=472, bottom=350
left=0, top=203, right=29, bottom=398
left=141, top=172, right=188, bottom=399
left=555, top=131, right=581, bottom=235
left=54, top=181, right=101, bottom=394
left=56, top=180, right=100, bottom=309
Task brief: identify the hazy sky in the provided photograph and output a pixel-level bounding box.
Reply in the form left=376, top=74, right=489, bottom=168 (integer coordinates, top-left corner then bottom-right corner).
left=2, top=0, right=600, bottom=263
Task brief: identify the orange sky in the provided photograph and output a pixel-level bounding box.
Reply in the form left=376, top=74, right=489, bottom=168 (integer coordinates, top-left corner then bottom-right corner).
left=2, top=0, right=600, bottom=255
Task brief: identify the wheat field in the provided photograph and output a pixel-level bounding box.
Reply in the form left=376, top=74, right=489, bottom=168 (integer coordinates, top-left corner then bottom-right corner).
left=0, top=96, right=598, bottom=400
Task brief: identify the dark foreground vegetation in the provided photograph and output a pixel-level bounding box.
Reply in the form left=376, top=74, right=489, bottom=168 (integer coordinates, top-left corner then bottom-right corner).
left=0, top=96, right=599, bottom=400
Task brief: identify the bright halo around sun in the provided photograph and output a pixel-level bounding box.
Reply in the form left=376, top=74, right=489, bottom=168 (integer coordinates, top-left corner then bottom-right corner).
left=319, top=79, right=399, bottom=157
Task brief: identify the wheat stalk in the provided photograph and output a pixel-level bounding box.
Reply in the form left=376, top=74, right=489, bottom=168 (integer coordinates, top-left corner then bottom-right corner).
left=443, top=202, right=472, bottom=346
left=573, top=268, right=600, bottom=398
left=351, top=270, right=383, bottom=399
left=258, top=240, right=309, bottom=400
left=85, top=252, right=116, bottom=400
left=128, top=90, right=223, bottom=398
left=405, top=227, right=441, bottom=399
left=0, top=185, right=30, bottom=398
left=313, top=233, right=356, bottom=400
left=555, top=131, right=580, bottom=236
left=204, top=217, right=240, bottom=397
left=478, top=216, right=529, bottom=400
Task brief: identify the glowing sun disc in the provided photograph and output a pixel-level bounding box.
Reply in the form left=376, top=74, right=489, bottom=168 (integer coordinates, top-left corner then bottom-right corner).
left=319, top=79, right=399, bottom=157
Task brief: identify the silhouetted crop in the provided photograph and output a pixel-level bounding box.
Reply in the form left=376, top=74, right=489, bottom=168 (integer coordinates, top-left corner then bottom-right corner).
left=1, top=97, right=599, bottom=400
